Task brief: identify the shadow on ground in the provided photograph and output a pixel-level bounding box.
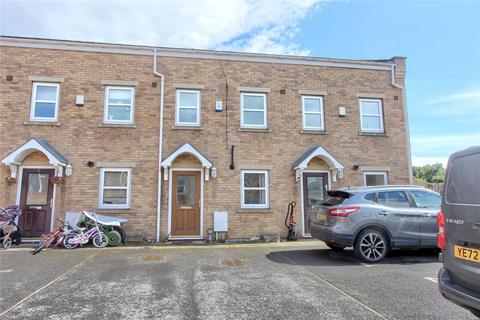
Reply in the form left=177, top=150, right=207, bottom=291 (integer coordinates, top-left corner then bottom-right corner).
left=266, top=247, right=440, bottom=267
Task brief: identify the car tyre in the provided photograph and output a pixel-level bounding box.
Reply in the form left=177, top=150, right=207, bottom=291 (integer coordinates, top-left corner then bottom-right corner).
left=326, top=243, right=345, bottom=251
left=354, top=229, right=389, bottom=263
left=470, top=309, right=480, bottom=318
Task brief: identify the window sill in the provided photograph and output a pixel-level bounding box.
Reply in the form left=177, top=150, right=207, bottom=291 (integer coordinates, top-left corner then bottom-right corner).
left=237, top=208, right=273, bottom=213
left=237, top=127, right=272, bottom=133
left=24, top=121, right=60, bottom=126
left=172, top=126, right=204, bottom=131
left=300, top=129, right=328, bottom=135
left=99, top=123, right=137, bottom=128
left=96, top=208, right=132, bottom=214
left=358, top=131, right=388, bottom=137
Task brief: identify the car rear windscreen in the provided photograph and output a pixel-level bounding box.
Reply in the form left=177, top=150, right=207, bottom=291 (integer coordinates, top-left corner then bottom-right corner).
left=321, top=191, right=351, bottom=206
left=446, top=153, right=480, bottom=205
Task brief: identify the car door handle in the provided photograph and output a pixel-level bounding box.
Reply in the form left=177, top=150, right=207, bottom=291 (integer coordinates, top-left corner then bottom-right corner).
left=378, top=210, right=389, bottom=216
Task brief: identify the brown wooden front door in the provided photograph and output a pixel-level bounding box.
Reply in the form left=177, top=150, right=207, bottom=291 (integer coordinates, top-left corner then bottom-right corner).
left=172, top=171, right=201, bottom=237
left=303, top=172, right=328, bottom=235
left=19, top=168, right=55, bottom=237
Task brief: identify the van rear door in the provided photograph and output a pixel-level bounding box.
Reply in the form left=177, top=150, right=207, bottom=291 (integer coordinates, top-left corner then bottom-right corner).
left=443, top=147, right=480, bottom=293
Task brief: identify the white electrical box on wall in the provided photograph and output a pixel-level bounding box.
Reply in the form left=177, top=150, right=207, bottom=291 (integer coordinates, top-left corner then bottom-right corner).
left=215, top=100, right=223, bottom=112
left=214, top=211, right=228, bottom=232
left=76, top=95, right=85, bottom=106
left=338, top=106, right=346, bottom=117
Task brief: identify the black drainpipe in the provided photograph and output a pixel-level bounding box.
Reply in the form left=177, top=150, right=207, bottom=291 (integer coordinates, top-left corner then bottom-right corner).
left=229, top=145, right=235, bottom=170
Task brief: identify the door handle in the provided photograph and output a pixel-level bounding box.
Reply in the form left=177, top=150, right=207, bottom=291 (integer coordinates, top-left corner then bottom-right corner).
left=423, top=212, right=432, bottom=218
left=378, top=210, right=389, bottom=216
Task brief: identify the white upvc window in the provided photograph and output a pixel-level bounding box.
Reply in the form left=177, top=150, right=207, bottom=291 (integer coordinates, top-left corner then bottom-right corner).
left=240, top=92, right=267, bottom=128
left=241, top=170, right=269, bottom=208
left=30, top=82, right=60, bottom=122
left=99, top=168, right=132, bottom=209
left=302, top=95, right=324, bottom=130
left=176, top=90, right=201, bottom=126
left=104, top=86, right=135, bottom=124
left=364, top=171, right=388, bottom=186
left=359, top=98, right=384, bottom=132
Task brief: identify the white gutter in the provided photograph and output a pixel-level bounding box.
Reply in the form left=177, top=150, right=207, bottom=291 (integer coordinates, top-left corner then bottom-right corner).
left=391, top=64, right=413, bottom=184
left=153, top=49, right=165, bottom=242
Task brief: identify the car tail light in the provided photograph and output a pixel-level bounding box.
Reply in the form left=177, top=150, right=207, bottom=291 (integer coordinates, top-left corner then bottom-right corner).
left=327, top=206, right=360, bottom=217
left=437, top=211, right=446, bottom=250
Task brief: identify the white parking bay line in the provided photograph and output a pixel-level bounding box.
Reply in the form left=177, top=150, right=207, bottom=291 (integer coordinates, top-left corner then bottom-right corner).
left=424, top=277, right=438, bottom=283
left=0, top=269, right=13, bottom=273
left=0, top=253, right=97, bottom=317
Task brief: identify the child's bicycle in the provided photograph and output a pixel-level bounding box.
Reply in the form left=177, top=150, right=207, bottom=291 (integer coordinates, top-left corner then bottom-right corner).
left=32, top=218, right=77, bottom=255
left=63, top=212, right=108, bottom=249
left=0, top=206, right=22, bottom=250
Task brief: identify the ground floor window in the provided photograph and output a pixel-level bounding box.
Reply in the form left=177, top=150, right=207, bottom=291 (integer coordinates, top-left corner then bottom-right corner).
left=364, top=171, right=388, bottom=186
left=99, top=168, right=131, bottom=208
left=241, top=170, right=269, bottom=208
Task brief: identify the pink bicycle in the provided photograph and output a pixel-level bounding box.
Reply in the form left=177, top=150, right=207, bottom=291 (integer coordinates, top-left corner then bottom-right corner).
left=63, top=212, right=108, bottom=249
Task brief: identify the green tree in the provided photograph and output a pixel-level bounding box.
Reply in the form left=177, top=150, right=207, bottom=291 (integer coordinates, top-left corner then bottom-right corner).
left=413, top=163, right=445, bottom=183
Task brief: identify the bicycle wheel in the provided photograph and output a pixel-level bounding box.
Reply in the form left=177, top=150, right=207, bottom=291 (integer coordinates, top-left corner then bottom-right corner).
left=93, top=233, right=108, bottom=248
left=2, top=237, right=12, bottom=250
left=63, top=234, right=79, bottom=249
left=32, top=244, right=45, bottom=255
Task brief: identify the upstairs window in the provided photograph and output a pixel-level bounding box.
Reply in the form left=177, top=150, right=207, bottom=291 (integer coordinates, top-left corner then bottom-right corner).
left=241, top=93, right=267, bottom=128
left=241, top=170, right=269, bottom=208
left=359, top=98, right=384, bottom=132
left=176, top=90, right=201, bottom=126
left=30, top=82, right=60, bottom=122
left=99, top=168, right=131, bottom=209
left=302, top=96, right=324, bottom=130
left=104, top=87, right=134, bottom=124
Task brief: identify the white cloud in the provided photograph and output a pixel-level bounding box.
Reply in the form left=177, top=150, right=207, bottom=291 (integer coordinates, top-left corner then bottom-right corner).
left=0, top=0, right=322, bottom=55
left=410, top=133, right=480, bottom=160
left=411, top=156, right=448, bottom=168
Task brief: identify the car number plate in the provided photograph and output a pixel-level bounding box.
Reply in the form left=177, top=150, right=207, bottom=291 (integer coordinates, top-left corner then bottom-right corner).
left=454, top=245, right=480, bottom=263
left=316, top=213, right=326, bottom=221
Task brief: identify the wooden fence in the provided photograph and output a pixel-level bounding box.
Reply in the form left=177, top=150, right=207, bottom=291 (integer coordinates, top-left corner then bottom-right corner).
left=415, top=182, right=444, bottom=194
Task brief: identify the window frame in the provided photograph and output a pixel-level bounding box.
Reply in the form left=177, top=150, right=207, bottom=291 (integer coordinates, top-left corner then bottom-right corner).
left=359, top=98, right=384, bottom=133
left=240, top=92, right=268, bottom=129
left=30, top=82, right=60, bottom=122
left=240, top=170, right=269, bottom=209
left=175, top=89, right=201, bottom=126
left=363, top=171, right=388, bottom=186
left=302, top=95, right=325, bottom=131
left=98, top=167, right=132, bottom=209
left=103, top=86, right=135, bottom=124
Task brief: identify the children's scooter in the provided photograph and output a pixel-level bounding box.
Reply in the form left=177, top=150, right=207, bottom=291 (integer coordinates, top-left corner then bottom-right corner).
left=284, top=201, right=297, bottom=241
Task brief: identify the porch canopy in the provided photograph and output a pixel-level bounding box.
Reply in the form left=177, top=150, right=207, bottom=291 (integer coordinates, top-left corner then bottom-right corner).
left=2, top=137, right=71, bottom=179
left=293, top=145, right=344, bottom=182
left=160, top=143, right=215, bottom=181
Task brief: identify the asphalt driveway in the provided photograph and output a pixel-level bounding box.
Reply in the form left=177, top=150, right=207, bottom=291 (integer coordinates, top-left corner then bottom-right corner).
left=0, top=242, right=476, bottom=320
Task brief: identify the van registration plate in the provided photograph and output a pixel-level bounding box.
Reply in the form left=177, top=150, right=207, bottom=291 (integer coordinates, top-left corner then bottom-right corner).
left=454, top=245, right=480, bottom=263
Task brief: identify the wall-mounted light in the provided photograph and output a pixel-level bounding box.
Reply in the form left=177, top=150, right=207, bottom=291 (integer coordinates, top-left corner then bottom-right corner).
left=65, top=164, right=73, bottom=176
left=211, top=167, right=217, bottom=178
left=338, top=106, right=346, bottom=117
left=352, top=164, right=359, bottom=171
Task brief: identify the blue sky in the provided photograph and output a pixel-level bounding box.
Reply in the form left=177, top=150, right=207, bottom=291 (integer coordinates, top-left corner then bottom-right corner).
left=1, top=0, right=479, bottom=167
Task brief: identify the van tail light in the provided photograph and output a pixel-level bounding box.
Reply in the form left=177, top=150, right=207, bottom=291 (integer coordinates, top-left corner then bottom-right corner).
left=327, top=206, right=360, bottom=217
left=437, top=211, right=446, bottom=250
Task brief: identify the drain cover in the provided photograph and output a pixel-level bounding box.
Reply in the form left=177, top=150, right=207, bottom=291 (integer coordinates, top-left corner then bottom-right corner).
left=139, top=255, right=165, bottom=262
left=220, top=258, right=247, bottom=267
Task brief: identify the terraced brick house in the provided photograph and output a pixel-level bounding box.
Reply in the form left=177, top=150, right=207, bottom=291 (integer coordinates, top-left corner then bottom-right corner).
left=0, top=36, right=412, bottom=241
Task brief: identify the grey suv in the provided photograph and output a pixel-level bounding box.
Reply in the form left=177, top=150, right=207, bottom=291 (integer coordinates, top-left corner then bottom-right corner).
left=310, top=185, right=441, bottom=262
left=438, top=146, right=480, bottom=317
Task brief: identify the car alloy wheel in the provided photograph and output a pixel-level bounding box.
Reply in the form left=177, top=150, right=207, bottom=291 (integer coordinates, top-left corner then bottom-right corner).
left=355, top=229, right=389, bottom=263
